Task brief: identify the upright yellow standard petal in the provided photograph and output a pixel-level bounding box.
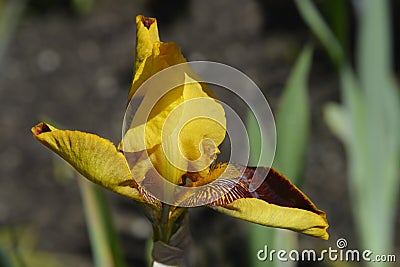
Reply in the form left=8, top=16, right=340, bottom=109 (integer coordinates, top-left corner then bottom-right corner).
left=134, top=15, right=160, bottom=72
left=128, top=15, right=217, bottom=102
left=123, top=16, right=227, bottom=185
left=129, top=40, right=186, bottom=102
left=122, top=74, right=226, bottom=185
left=31, top=122, right=145, bottom=203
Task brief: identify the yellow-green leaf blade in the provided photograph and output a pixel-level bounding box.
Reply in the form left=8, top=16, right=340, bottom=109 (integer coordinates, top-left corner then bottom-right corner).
left=273, top=45, right=312, bottom=183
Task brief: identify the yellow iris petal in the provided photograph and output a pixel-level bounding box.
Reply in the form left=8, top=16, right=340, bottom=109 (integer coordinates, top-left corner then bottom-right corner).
left=123, top=74, right=226, bottom=185
left=183, top=164, right=329, bottom=239
left=214, top=198, right=329, bottom=240
left=134, top=15, right=160, bottom=72
left=128, top=15, right=217, bottom=102
left=123, top=17, right=227, bottom=185
left=31, top=122, right=144, bottom=203
left=129, top=41, right=186, bottom=102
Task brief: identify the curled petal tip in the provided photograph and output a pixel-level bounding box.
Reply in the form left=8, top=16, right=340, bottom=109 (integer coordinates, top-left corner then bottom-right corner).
left=140, top=15, right=156, bottom=29
left=31, top=122, right=51, bottom=136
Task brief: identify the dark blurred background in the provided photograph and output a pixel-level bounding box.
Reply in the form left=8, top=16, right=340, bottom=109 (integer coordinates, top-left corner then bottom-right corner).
left=0, top=0, right=399, bottom=266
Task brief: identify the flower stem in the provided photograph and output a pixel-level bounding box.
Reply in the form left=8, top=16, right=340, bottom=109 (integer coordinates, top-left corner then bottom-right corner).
left=160, top=203, right=172, bottom=243
left=151, top=206, right=189, bottom=266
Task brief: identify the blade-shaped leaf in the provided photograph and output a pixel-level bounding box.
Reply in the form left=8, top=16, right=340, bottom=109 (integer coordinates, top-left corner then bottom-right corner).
left=273, top=45, right=312, bottom=184
left=79, top=179, right=126, bottom=267
left=294, top=0, right=344, bottom=68
left=353, top=0, right=400, bottom=254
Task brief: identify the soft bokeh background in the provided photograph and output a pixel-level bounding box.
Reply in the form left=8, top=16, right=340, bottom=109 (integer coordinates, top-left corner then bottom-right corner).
left=0, top=0, right=399, bottom=266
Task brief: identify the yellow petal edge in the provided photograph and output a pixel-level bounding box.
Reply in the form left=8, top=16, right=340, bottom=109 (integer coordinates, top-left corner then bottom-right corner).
left=213, top=198, right=329, bottom=240
left=32, top=122, right=144, bottom=203
left=128, top=15, right=217, bottom=102
left=134, top=15, right=160, bottom=72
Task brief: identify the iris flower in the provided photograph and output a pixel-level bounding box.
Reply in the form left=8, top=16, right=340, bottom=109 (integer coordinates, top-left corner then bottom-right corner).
left=32, top=15, right=328, bottom=266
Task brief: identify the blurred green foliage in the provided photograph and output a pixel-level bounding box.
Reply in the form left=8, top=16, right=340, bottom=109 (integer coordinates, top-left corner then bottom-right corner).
left=0, top=228, right=61, bottom=267
left=52, top=151, right=126, bottom=267
left=322, top=0, right=349, bottom=55
left=296, top=0, right=400, bottom=265
left=247, top=46, right=313, bottom=267
left=0, top=0, right=25, bottom=69
left=273, top=46, right=312, bottom=184
left=79, top=178, right=126, bottom=267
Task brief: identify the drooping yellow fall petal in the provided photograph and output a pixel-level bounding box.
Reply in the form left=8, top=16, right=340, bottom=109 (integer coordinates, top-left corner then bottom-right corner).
left=183, top=164, right=329, bottom=239
left=31, top=122, right=146, bottom=203
left=213, top=198, right=329, bottom=240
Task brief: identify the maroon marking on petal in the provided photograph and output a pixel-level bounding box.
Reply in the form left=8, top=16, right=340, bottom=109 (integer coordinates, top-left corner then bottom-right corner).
left=181, top=164, right=322, bottom=214
left=119, top=151, right=161, bottom=206
left=141, top=16, right=156, bottom=29
left=236, top=166, right=322, bottom=215
left=32, top=122, right=51, bottom=135
left=118, top=179, right=138, bottom=188
left=118, top=176, right=161, bottom=206
left=139, top=186, right=161, bottom=206
left=180, top=178, right=246, bottom=207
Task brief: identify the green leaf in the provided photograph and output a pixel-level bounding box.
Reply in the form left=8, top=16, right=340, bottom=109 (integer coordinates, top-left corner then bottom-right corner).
left=79, top=179, right=126, bottom=267
left=296, top=0, right=400, bottom=257
left=246, top=106, right=275, bottom=267
left=0, top=227, right=60, bottom=267
left=247, top=46, right=314, bottom=267
left=352, top=0, right=400, bottom=254
left=273, top=45, right=312, bottom=185
left=323, top=103, right=348, bottom=143
left=294, top=0, right=344, bottom=68
left=0, top=244, right=15, bottom=267
left=272, top=45, right=313, bottom=267
left=322, top=0, right=349, bottom=52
